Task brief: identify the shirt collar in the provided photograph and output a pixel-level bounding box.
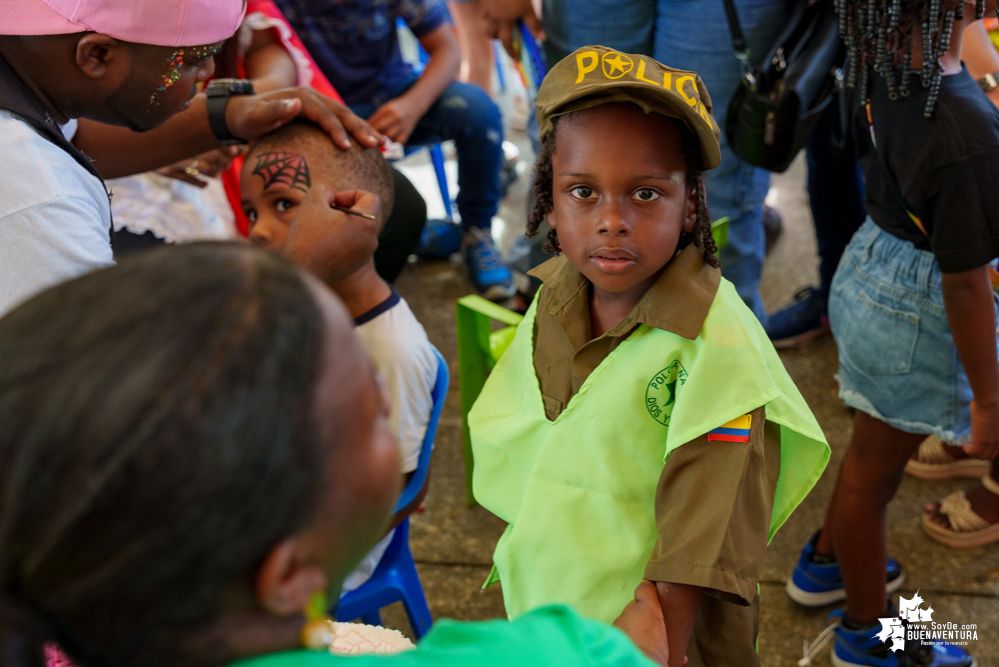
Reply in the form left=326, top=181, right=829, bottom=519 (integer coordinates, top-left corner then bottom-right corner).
left=527, top=243, right=721, bottom=340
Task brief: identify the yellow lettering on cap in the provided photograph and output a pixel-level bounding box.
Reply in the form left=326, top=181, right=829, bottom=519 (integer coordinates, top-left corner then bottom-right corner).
left=635, top=59, right=660, bottom=86
left=575, top=51, right=598, bottom=83
left=698, top=102, right=711, bottom=123
left=662, top=72, right=672, bottom=90
left=677, top=75, right=698, bottom=106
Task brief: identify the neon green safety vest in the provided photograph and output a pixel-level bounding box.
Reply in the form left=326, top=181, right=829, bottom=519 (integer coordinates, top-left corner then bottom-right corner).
left=470, top=279, right=830, bottom=623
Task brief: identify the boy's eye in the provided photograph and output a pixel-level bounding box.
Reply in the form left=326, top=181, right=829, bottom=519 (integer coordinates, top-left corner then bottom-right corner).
left=570, top=186, right=594, bottom=200
left=634, top=188, right=660, bottom=202
left=275, top=199, right=295, bottom=213
left=244, top=209, right=257, bottom=223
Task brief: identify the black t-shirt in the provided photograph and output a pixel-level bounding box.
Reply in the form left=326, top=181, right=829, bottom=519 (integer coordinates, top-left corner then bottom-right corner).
left=855, top=66, right=999, bottom=272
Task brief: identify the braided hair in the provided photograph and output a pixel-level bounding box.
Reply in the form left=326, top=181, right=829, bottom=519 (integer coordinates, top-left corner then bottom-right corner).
left=526, top=113, right=719, bottom=268
left=839, top=0, right=987, bottom=117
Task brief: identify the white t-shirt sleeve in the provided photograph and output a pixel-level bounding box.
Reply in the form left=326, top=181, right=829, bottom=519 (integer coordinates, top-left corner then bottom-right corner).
left=0, top=194, right=113, bottom=315
left=0, top=114, right=113, bottom=315
left=355, top=296, right=438, bottom=475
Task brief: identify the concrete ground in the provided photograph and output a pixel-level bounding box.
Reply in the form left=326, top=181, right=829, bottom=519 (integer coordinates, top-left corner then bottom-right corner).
left=382, top=106, right=999, bottom=664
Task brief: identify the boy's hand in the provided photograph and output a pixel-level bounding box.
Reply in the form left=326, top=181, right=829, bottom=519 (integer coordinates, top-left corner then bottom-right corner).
left=966, top=398, right=999, bottom=459
left=613, top=580, right=670, bottom=666
left=368, top=97, right=422, bottom=145
left=282, top=185, right=380, bottom=286
left=156, top=147, right=240, bottom=187
left=482, top=0, right=546, bottom=59
left=226, top=89, right=386, bottom=150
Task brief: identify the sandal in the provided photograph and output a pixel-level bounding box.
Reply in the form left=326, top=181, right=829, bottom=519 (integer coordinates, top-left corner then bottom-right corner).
left=905, top=435, right=991, bottom=480
left=922, top=475, right=999, bottom=548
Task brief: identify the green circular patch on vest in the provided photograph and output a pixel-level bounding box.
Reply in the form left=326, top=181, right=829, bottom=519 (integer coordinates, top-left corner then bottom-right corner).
left=645, top=361, right=688, bottom=425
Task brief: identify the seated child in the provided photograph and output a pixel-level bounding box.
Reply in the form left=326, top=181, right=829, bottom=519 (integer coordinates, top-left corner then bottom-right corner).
left=469, top=47, right=831, bottom=666
left=274, top=0, right=514, bottom=300
left=240, top=121, right=439, bottom=592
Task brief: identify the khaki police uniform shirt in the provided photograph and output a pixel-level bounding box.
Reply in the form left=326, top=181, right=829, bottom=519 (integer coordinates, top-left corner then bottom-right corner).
left=528, top=245, right=780, bottom=666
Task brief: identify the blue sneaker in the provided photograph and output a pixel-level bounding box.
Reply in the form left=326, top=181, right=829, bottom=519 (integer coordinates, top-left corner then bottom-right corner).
left=764, top=286, right=830, bottom=349
left=415, top=219, right=462, bottom=259
left=803, top=609, right=976, bottom=667
left=464, top=228, right=515, bottom=301
left=787, top=531, right=905, bottom=607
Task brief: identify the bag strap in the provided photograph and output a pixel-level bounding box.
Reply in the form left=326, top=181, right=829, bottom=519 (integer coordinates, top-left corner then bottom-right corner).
left=721, top=0, right=753, bottom=76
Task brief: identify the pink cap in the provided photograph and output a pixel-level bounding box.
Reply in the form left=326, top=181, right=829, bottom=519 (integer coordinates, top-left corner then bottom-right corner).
left=3, top=0, right=247, bottom=48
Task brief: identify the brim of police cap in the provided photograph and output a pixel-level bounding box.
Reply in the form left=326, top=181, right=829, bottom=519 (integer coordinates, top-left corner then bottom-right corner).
left=537, top=85, right=722, bottom=171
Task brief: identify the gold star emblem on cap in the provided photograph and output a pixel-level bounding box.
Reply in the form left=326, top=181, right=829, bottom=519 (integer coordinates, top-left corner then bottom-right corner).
left=601, top=52, right=633, bottom=79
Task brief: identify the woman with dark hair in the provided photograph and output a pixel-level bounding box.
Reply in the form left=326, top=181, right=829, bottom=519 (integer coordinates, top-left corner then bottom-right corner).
left=0, top=242, right=668, bottom=667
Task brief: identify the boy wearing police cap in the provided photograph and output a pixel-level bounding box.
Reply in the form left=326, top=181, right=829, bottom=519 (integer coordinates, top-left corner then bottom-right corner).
left=470, top=47, right=829, bottom=665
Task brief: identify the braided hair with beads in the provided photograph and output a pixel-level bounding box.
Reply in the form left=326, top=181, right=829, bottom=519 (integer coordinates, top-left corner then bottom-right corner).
left=839, top=0, right=989, bottom=117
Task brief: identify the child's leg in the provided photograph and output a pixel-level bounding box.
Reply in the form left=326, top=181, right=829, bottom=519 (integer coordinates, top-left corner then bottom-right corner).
left=405, top=81, right=503, bottom=233
left=815, top=411, right=924, bottom=623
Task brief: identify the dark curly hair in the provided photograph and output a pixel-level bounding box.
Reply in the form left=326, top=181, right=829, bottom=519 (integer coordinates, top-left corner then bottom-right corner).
left=526, top=112, right=719, bottom=269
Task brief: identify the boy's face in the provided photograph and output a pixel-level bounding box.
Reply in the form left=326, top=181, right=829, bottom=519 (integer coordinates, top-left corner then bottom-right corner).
left=241, top=147, right=320, bottom=252
left=547, top=104, right=696, bottom=298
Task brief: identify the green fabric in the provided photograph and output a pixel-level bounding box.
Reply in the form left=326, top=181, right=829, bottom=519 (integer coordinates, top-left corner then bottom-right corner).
left=227, top=606, right=655, bottom=667
left=469, top=279, right=830, bottom=623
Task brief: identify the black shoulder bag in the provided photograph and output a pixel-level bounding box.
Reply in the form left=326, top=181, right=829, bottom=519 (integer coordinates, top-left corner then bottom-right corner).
left=723, top=0, right=844, bottom=172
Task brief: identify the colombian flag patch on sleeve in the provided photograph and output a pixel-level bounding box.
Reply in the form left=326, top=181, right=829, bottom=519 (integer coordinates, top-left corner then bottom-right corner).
left=706, top=414, right=752, bottom=442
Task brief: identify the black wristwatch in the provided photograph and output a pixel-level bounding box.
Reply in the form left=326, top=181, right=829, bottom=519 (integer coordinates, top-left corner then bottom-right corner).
left=206, top=78, right=255, bottom=146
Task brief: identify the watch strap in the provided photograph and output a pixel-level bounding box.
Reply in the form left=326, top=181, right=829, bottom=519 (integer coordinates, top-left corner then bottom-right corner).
left=206, top=92, right=241, bottom=145
left=206, top=79, right=254, bottom=145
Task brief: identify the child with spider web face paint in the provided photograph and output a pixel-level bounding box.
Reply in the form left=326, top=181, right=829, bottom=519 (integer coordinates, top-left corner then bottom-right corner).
left=788, top=0, right=999, bottom=664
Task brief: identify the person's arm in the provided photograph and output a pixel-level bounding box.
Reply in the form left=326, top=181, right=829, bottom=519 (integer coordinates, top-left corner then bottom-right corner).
left=613, top=581, right=670, bottom=666
left=652, top=582, right=702, bottom=663
left=367, top=23, right=461, bottom=144
left=244, top=27, right=299, bottom=93
left=481, top=0, right=546, bottom=58
left=386, top=469, right=430, bottom=531
left=962, top=20, right=999, bottom=109
left=644, top=407, right=776, bottom=662
left=941, top=266, right=999, bottom=460
left=74, top=88, right=383, bottom=179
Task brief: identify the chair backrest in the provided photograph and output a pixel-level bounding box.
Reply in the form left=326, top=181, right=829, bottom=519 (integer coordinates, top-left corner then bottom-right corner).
left=394, top=345, right=448, bottom=514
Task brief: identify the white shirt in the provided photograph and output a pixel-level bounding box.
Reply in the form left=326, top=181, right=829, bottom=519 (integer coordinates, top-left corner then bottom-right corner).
left=0, top=113, right=113, bottom=315
left=341, top=290, right=438, bottom=593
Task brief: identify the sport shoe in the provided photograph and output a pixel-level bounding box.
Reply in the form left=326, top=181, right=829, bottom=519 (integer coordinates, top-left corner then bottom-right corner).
left=415, top=219, right=462, bottom=259
left=803, top=609, right=976, bottom=667
left=464, top=227, right=516, bottom=301
left=787, top=531, right=905, bottom=607
left=765, top=286, right=830, bottom=349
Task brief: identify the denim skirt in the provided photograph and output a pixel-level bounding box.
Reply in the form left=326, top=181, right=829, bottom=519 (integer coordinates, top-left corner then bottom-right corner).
left=829, top=218, right=996, bottom=443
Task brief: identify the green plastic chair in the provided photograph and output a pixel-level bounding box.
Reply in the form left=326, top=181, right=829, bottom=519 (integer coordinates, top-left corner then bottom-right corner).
left=456, top=217, right=729, bottom=506
left=456, top=295, right=523, bottom=506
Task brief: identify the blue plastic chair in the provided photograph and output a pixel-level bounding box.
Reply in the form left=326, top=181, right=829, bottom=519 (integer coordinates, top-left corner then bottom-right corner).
left=336, top=346, right=449, bottom=640
left=396, top=19, right=454, bottom=220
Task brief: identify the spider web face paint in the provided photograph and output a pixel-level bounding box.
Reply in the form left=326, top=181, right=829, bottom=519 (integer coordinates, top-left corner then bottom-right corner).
left=252, top=152, right=312, bottom=192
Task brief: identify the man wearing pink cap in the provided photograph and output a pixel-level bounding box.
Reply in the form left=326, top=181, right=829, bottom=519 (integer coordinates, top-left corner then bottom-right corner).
left=0, top=0, right=385, bottom=315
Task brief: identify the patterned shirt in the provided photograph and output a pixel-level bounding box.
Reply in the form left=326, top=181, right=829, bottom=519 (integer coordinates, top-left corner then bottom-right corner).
left=273, top=0, right=448, bottom=106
